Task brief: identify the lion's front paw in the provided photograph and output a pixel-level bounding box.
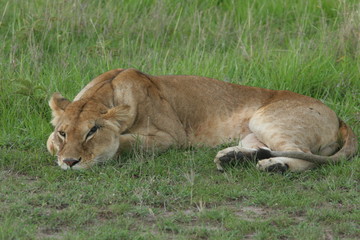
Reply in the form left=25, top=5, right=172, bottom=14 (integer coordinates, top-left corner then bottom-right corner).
left=256, top=158, right=289, bottom=173
left=46, top=132, right=59, bottom=156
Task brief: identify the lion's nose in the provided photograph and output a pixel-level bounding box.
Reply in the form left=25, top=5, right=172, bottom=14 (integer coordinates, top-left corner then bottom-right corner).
left=63, top=158, right=81, bottom=167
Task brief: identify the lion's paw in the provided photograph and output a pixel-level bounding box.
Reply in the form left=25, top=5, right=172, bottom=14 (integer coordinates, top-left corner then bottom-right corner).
left=256, top=158, right=289, bottom=173
left=214, top=146, right=262, bottom=172
left=218, top=150, right=244, bottom=164
left=214, top=147, right=244, bottom=171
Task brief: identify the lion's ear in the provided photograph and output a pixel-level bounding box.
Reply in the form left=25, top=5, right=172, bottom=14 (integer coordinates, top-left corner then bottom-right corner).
left=49, top=93, right=71, bottom=125
left=102, top=105, right=131, bottom=132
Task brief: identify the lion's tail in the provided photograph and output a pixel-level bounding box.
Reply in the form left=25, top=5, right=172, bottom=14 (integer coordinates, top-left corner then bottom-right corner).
left=258, top=119, right=358, bottom=164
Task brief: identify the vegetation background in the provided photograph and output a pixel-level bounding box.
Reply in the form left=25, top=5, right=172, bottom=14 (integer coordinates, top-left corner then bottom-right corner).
left=0, top=0, right=359, bottom=239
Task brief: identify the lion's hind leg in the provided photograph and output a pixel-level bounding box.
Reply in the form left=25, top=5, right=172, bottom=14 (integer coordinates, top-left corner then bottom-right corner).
left=214, top=133, right=268, bottom=171
left=256, top=157, right=315, bottom=173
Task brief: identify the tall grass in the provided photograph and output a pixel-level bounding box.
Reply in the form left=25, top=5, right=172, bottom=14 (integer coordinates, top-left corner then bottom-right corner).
left=1, top=1, right=359, bottom=144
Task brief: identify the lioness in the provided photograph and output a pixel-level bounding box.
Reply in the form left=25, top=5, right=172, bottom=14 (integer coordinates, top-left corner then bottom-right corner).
left=47, top=68, right=358, bottom=171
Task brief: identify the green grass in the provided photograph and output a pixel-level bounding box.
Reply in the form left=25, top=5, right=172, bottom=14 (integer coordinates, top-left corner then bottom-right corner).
left=0, top=0, right=359, bottom=239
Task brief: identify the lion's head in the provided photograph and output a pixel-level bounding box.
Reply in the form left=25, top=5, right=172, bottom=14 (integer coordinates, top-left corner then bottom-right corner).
left=47, top=93, right=130, bottom=170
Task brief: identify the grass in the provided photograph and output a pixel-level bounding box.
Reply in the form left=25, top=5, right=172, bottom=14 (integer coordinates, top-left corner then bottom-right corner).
left=0, top=0, right=359, bottom=239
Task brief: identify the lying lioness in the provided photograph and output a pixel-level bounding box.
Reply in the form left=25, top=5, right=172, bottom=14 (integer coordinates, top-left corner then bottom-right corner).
left=47, top=68, right=358, bottom=171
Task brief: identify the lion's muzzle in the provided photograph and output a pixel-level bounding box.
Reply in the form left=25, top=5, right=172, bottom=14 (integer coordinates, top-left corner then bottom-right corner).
left=63, top=158, right=81, bottom=167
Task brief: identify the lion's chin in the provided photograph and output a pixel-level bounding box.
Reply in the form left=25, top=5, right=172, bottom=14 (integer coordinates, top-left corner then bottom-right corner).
left=58, top=161, right=91, bottom=170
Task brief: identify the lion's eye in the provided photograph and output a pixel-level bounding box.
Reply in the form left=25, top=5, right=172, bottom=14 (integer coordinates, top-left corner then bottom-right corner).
left=58, top=131, right=66, bottom=138
left=86, top=125, right=99, bottom=139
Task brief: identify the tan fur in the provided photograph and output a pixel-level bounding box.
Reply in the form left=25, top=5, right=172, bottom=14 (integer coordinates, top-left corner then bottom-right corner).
left=47, top=68, right=358, bottom=171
